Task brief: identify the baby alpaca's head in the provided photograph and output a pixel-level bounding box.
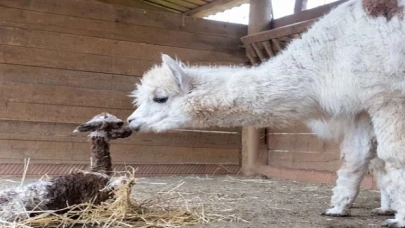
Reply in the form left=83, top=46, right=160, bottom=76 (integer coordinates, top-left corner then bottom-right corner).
left=74, top=113, right=132, bottom=139
left=74, top=113, right=124, bottom=133
left=127, top=54, right=194, bottom=133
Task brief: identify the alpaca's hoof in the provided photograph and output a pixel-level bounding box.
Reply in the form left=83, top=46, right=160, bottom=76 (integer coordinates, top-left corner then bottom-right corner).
left=371, top=208, right=395, bottom=216
left=321, top=208, right=350, bottom=217
left=382, top=219, right=405, bottom=228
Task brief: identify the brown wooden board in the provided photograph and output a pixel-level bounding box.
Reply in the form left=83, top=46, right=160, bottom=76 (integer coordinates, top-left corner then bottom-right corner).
left=270, top=0, right=347, bottom=29
left=0, top=6, right=242, bottom=52
left=268, top=151, right=340, bottom=171
left=0, top=101, right=132, bottom=124
left=0, top=44, right=155, bottom=76
left=0, top=25, right=246, bottom=63
left=0, top=140, right=240, bottom=164
left=241, top=19, right=315, bottom=46
left=0, top=101, right=241, bottom=132
left=267, top=134, right=339, bottom=153
left=267, top=123, right=311, bottom=133
left=94, top=0, right=172, bottom=12
left=0, top=45, right=241, bottom=77
left=0, top=63, right=139, bottom=92
left=0, top=163, right=241, bottom=177
left=0, top=120, right=240, bottom=149
left=0, top=81, right=132, bottom=110
left=0, top=0, right=247, bottom=38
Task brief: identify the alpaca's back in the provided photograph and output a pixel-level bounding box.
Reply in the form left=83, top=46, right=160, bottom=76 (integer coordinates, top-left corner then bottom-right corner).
left=266, top=0, right=405, bottom=116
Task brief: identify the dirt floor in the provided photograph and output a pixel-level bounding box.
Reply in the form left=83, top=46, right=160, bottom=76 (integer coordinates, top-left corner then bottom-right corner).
left=0, top=175, right=390, bottom=228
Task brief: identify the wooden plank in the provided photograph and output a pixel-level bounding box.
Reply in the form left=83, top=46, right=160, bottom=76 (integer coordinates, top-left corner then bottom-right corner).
left=0, top=25, right=246, bottom=63
left=0, top=101, right=132, bottom=124
left=145, top=0, right=191, bottom=11
left=262, top=41, right=274, bottom=57
left=271, top=0, right=346, bottom=28
left=241, top=19, right=315, bottom=47
left=0, top=0, right=247, bottom=38
left=0, top=120, right=241, bottom=148
left=268, top=151, right=340, bottom=171
left=184, top=0, right=248, bottom=17
left=0, top=140, right=240, bottom=164
left=0, top=45, right=241, bottom=77
left=294, top=0, right=307, bottom=13
left=95, top=0, right=172, bottom=12
left=0, top=45, right=154, bottom=76
left=163, top=0, right=199, bottom=9
left=292, top=34, right=301, bottom=39
left=271, top=39, right=283, bottom=53
left=245, top=45, right=258, bottom=64
left=0, top=6, right=242, bottom=52
left=0, top=99, right=241, bottom=133
left=0, top=64, right=139, bottom=92
left=267, top=134, right=339, bottom=152
left=139, top=0, right=182, bottom=13
left=267, top=123, right=311, bottom=133
left=0, top=81, right=132, bottom=110
left=177, top=0, right=206, bottom=5
left=251, top=43, right=266, bottom=62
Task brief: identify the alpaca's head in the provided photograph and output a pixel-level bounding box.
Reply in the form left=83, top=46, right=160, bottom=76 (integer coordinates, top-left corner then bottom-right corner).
left=74, top=113, right=125, bottom=133
left=127, top=54, right=193, bottom=132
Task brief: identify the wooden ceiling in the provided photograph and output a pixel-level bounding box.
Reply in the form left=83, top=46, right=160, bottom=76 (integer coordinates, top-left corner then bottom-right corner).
left=141, top=0, right=248, bottom=17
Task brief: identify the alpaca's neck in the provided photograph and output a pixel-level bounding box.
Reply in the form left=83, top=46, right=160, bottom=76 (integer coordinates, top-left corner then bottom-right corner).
left=89, top=132, right=112, bottom=175
left=185, top=55, right=318, bottom=129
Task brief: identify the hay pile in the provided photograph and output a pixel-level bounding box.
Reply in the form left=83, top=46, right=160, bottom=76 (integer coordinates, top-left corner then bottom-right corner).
left=0, top=169, right=243, bottom=228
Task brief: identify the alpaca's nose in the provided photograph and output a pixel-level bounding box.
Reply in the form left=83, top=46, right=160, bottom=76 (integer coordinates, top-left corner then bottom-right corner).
left=127, top=117, right=134, bottom=124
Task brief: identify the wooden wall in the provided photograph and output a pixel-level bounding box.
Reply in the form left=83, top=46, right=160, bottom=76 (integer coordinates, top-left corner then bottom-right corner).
left=264, top=2, right=345, bottom=174
left=267, top=124, right=340, bottom=172
left=238, top=1, right=346, bottom=176
left=0, top=0, right=248, bottom=176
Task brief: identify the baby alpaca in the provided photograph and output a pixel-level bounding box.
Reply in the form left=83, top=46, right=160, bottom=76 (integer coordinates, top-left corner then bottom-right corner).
left=0, top=113, right=132, bottom=222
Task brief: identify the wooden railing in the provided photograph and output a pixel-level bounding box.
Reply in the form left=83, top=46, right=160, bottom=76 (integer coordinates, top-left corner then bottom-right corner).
left=241, top=0, right=346, bottom=65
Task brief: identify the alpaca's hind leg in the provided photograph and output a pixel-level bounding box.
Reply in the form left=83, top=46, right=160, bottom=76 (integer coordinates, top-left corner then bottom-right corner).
left=322, top=114, right=374, bottom=217
left=369, top=157, right=395, bottom=216
left=370, top=99, right=405, bottom=227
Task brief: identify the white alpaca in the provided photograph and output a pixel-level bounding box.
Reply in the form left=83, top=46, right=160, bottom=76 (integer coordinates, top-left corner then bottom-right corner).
left=128, top=0, right=405, bottom=226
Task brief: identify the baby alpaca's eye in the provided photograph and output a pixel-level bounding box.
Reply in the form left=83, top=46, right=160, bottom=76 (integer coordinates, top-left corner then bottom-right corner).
left=153, top=97, right=168, bottom=103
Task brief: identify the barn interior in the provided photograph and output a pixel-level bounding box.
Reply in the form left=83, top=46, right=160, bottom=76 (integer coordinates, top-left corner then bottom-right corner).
left=0, top=0, right=386, bottom=227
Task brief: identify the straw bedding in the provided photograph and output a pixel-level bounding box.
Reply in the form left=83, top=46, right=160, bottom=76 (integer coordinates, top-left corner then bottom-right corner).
left=0, top=113, right=243, bottom=228
left=1, top=169, right=243, bottom=228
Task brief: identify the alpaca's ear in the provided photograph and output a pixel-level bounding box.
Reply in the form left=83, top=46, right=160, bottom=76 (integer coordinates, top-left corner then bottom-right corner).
left=73, top=122, right=104, bottom=133
left=161, top=54, right=189, bottom=93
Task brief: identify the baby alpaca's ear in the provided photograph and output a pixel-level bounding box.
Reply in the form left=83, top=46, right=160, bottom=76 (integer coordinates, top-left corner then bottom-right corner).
left=73, top=122, right=104, bottom=133
left=161, top=54, right=189, bottom=94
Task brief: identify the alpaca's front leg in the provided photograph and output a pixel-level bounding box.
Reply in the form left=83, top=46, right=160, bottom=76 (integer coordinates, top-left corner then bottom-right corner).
left=369, top=99, right=405, bottom=227
left=322, top=116, right=374, bottom=217
left=369, top=157, right=395, bottom=216
left=372, top=186, right=395, bottom=216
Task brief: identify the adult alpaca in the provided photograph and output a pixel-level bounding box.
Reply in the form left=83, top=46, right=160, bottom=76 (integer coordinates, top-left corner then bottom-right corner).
left=128, top=0, right=405, bottom=227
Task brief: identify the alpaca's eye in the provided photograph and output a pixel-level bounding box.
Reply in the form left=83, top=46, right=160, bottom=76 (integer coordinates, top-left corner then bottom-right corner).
left=153, top=97, right=168, bottom=103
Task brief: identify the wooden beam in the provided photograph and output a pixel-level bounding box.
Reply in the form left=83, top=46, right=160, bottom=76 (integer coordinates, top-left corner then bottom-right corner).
left=241, top=0, right=273, bottom=176
left=94, top=0, right=173, bottom=12
left=142, top=0, right=190, bottom=12
left=184, top=0, right=248, bottom=17
left=294, top=0, right=308, bottom=13
left=272, top=0, right=347, bottom=28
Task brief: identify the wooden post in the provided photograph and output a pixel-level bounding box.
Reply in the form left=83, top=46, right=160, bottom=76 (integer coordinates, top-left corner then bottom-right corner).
left=294, top=0, right=308, bottom=13
left=241, top=0, right=273, bottom=176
